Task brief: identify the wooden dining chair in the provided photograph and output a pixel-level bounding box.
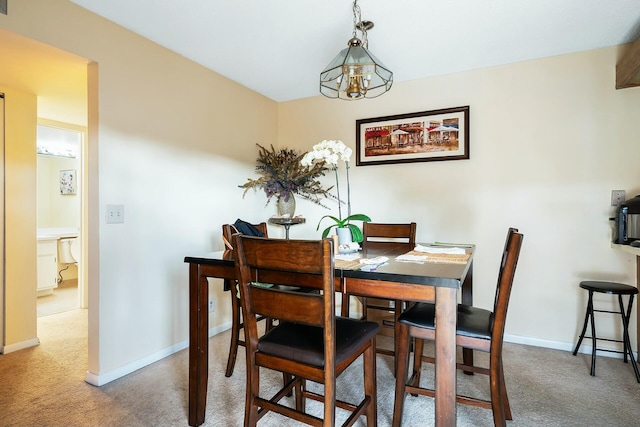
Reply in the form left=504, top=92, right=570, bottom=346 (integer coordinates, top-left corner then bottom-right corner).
left=344, top=222, right=416, bottom=359
left=233, top=235, right=379, bottom=427
left=222, top=222, right=270, bottom=377
left=392, top=228, right=524, bottom=427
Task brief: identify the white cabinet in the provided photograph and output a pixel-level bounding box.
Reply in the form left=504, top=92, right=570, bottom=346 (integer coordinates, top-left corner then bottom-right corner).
left=37, top=239, right=58, bottom=296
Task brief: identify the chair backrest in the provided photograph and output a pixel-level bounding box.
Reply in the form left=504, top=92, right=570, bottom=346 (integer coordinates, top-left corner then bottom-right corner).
left=233, top=235, right=336, bottom=367
left=222, top=222, right=268, bottom=250
left=362, top=222, right=417, bottom=256
left=490, top=228, right=523, bottom=351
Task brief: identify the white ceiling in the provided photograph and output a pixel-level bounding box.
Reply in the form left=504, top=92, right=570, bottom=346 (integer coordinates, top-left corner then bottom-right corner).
left=58, top=1, right=640, bottom=102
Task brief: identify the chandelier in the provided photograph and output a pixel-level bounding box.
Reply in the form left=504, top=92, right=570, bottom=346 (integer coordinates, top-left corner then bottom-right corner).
left=319, top=0, right=393, bottom=100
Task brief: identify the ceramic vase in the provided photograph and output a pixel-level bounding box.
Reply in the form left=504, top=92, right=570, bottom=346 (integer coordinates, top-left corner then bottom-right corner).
left=336, top=227, right=352, bottom=246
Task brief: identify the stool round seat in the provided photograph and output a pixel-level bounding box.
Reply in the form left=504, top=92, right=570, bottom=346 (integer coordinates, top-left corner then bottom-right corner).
left=579, top=281, right=639, bottom=295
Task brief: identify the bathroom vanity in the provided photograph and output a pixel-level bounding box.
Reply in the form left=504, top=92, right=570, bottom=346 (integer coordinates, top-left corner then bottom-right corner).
left=37, top=228, right=79, bottom=296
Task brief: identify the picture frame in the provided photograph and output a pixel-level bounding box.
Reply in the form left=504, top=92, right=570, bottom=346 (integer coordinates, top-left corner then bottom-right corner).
left=60, top=169, right=76, bottom=195
left=356, top=106, right=469, bottom=166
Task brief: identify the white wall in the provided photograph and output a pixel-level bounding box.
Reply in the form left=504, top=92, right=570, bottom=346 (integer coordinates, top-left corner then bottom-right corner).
left=278, top=46, right=640, bottom=352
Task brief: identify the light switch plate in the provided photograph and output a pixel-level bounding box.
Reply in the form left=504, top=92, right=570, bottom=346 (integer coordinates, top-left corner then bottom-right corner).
left=611, top=190, right=626, bottom=206
left=106, top=204, right=124, bottom=223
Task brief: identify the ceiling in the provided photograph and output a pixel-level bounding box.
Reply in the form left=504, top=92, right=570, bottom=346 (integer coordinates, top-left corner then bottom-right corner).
left=68, top=0, right=640, bottom=102
left=2, top=2, right=640, bottom=109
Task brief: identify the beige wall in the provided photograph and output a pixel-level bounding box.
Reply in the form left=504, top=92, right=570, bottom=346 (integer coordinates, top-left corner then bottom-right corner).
left=2, top=0, right=640, bottom=383
left=278, top=46, right=640, bottom=350
left=0, top=85, right=38, bottom=350
left=1, top=0, right=278, bottom=380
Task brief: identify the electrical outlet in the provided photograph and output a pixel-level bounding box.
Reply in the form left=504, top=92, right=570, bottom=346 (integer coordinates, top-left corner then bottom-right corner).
left=208, top=297, right=216, bottom=312
left=611, top=190, right=626, bottom=207
left=106, top=204, right=125, bottom=223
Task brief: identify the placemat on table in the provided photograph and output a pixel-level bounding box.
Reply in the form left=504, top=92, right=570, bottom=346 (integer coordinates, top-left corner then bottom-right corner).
left=335, top=259, right=363, bottom=270
left=403, top=250, right=471, bottom=264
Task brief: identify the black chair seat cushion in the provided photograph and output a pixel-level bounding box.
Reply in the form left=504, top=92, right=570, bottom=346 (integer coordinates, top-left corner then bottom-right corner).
left=398, top=302, right=493, bottom=340
left=258, top=317, right=380, bottom=367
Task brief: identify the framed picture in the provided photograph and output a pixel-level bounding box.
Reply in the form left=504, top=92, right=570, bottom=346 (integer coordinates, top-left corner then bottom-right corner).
left=356, top=106, right=469, bottom=166
left=60, top=169, right=76, bottom=195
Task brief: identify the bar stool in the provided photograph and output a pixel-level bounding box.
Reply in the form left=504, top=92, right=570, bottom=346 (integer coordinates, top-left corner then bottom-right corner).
left=572, top=280, right=640, bottom=382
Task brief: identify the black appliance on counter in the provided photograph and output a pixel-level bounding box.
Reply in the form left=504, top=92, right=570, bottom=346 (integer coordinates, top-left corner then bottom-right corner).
left=614, top=194, right=640, bottom=244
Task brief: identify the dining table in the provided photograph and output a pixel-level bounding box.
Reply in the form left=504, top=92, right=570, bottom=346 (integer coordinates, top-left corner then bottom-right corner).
left=185, top=242, right=475, bottom=427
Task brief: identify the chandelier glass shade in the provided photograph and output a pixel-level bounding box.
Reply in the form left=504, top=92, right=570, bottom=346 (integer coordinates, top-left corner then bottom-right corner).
left=319, top=1, right=393, bottom=100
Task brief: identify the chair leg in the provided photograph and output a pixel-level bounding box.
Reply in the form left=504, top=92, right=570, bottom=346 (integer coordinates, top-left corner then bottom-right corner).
left=411, top=338, right=424, bottom=389
left=225, top=286, right=241, bottom=377
left=295, top=377, right=305, bottom=412
left=364, top=339, right=378, bottom=427
left=392, top=324, right=410, bottom=427
left=341, top=292, right=351, bottom=317
left=489, top=352, right=507, bottom=427
left=361, top=297, right=368, bottom=320
left=499, top=359, right=512, bottom=420
left=246, top=362, right=260, bottom=427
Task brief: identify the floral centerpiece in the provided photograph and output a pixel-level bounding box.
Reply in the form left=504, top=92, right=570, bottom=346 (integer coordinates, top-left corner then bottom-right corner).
left=240, top=144, right=333, bottom=216
left=301, top=140, right=371, bottom=243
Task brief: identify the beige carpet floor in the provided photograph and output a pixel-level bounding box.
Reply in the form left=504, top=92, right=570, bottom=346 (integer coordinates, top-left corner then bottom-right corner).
left=1, top=309, right=640, bottom=426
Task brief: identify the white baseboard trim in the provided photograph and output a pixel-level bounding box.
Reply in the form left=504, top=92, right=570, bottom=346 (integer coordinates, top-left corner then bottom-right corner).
left=84, top=321, right=232, bottom=386
left=0, top=337, right=40, bottom=354
left=504, top=333, right=638, bottom=360
left=81, top=326, right=636, bottom=387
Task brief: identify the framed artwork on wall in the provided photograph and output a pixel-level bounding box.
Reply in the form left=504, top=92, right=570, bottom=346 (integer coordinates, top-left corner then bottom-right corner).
left=356, top=106, right=469, bottom=166
left=60, top=169, right=76, bottom=195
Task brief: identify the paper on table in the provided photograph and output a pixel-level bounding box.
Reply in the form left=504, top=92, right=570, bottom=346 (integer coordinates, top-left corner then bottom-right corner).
left=395, top=254, right=427, bottom=262
left=414, top=244, right=466, bottom=255
left=359, top=256, right=389, bottom=265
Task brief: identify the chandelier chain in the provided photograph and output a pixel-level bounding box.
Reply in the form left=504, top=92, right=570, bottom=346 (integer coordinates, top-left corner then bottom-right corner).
left=352, top=0, right=368, bottom=48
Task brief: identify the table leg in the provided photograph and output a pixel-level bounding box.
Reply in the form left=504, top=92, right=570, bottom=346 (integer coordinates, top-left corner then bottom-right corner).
left=435, top=286, right=457, bottom=427
left=461, top=262, right=474, bottom=369
left=189, top=263, right=209, bottom=426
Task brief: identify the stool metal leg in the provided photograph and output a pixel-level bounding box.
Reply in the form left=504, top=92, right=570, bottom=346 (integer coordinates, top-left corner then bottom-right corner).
left=588, top=291, right=597, bottom=376
left=573, top=291, right=592, bottom=356
left=620, top=294, right=640, bottom=383
left=618, top=295, right=629, bottom=363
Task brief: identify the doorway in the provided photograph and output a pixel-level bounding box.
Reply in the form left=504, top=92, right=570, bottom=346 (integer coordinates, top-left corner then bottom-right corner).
left=0, top=29, right=90, bottom=354
left=36, top=122, right=86, bottom=318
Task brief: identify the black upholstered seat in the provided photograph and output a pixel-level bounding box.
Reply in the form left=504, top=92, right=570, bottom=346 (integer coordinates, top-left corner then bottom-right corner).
left=398, top=302, right=493, bottom=341
left=259, top=318, right=380, bottom=367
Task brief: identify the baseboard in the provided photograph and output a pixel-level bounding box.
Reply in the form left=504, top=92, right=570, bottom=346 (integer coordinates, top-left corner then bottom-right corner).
left=0, top=337, right=40, bottom=354
left=504, top=333, right=638, bottom=360
left=80, top=325, right=635, bottom=387
left=84, top=321, right=232, bottom=386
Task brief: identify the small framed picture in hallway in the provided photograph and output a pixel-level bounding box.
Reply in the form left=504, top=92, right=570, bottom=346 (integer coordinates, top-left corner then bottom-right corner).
left=60, top=169, right=76, bottom=195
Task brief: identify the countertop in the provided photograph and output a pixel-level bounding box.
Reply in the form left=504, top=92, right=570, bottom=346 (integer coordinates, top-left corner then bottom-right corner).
left=37, top=227, right=79, bottom=241
left=611, top=243, right=640, bottom=256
